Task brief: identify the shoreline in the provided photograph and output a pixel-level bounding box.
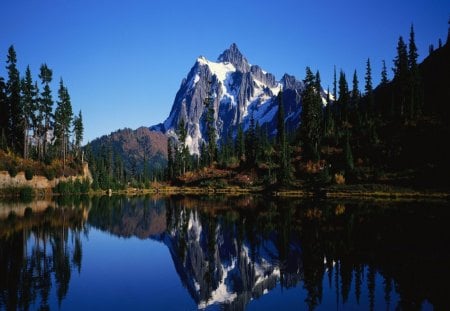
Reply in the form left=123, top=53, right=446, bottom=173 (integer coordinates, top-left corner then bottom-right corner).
left=1, top=184, right=449, bottom=202
left=88, top=184, right=450, bottom=201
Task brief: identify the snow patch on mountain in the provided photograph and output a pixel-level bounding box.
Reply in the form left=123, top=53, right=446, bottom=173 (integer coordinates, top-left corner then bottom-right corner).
left=155, top=44, right=326, bottom=155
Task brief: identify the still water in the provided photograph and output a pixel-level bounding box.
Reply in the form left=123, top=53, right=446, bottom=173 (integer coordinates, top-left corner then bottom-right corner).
left=1, top=195, right=449, bottom=310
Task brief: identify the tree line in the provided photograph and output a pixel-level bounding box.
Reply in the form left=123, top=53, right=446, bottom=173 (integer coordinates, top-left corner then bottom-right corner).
left=167, top=24, right=448, bottom=187
left=0, top=45, right=84, bottom=167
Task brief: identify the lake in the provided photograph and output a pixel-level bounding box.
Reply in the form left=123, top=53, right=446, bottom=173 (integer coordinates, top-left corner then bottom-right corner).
left=1, top=195, right=449, bottom=310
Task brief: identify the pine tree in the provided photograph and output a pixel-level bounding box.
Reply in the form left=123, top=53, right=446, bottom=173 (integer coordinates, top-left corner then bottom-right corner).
left=381, top=60, right=389, bottom=85
left=21, top=66, right=35, bottom=159
left=350, top=70, right=361, bottom=132
left=351, top=70, right=360, bottom=106
left=393, top=36, right=408, bottom=118
left=73, top=110, right=84, bottom=157
left=338, top=70, right=350, bottom=123
left=408, top=24, right=421, bottom=118
left=39, top=63, right=54, bottom=158
left=333, top=65, right=337, bottom=101
left=54, top=78, right=73, bottom=169
left=6, top=45, right=23, bottom=154
left=167, top=137, right=174, bottom=180
left=276, top=90, right=292, bottom=185
left=323, top=86, right=334, bottom=138
left=176, top=118, right=189, bottom=174
left=204, top=83, right=217, bottom=166
left=344, top=132, right=354, bottom=172
left=0, top=75, right=8, bottom=150
left=245, top=114, right=256, bottom=165
left=365, top=58, right=374, bottom=114
left=301, top=67, right=323, bottom=160
left=236, top=124, right=245, bottom=163
left=276, top=90, right=286, bottom=148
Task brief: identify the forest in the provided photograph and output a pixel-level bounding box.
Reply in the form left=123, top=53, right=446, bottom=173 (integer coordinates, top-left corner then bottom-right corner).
left=0, top=46, right=84, bottom=180
left=1, top=24, right=449, bottom=192
left=160, top=24, right=450, bottom=190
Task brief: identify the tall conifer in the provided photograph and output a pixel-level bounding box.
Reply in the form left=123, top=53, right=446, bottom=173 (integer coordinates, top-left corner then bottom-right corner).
left=0, top=75, right=8, bottom=150
left=21, top=66, right=35, bottom=159
left=381, top=60, right=389, bottom=85
left=54, top=78, right=73, bottom=168
left=39, top=63, right=54, bottom=158
left=6, top=45, right=23, bottom=154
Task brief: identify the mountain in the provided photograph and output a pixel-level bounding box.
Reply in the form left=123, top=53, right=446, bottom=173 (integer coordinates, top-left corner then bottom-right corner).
left=87, top=127, right=167, bottom=174
left=151, top=43, right=327, bottom=154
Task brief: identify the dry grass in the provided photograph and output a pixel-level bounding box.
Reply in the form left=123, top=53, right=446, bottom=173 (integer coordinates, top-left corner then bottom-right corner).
left=334, top=173, right=346, bottom=185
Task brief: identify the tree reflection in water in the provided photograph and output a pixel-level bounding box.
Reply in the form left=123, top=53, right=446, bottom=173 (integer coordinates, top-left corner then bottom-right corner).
left=1, top=195, right=449, bottom=310
left=161, top=196, right=450, bottom=310
left=0, top=197, right=88, bottom=311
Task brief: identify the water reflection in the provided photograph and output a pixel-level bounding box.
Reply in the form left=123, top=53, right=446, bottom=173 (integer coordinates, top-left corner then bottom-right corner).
left=1, top=195, right=449, bottom=310
left=0, top=198, right=88, bottom=311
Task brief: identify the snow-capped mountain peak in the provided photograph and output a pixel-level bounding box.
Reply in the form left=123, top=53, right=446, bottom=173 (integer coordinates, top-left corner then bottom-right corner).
left=152, top=45, right=322, bottom=155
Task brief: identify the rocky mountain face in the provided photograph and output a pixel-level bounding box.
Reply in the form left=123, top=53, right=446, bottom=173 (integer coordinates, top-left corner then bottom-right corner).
left=163, top=206, right=304, bottom=311
left=88, top=44, right=327, bottom=168
left=151, top=43, right=325, bottom=154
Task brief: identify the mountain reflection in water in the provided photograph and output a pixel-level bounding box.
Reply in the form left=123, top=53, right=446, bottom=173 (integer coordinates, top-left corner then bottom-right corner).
left=1, top=195, right=449, bottom=310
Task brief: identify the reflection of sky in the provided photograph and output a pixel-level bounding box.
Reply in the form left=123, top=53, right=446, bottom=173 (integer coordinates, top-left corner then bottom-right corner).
left=30, top=226, right=420, bottom=311
left=56, top=228, right=196, bottom=311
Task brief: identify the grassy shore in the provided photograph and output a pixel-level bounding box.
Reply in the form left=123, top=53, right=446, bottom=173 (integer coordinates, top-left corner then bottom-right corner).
left=85, top=183, right=450, bottom=201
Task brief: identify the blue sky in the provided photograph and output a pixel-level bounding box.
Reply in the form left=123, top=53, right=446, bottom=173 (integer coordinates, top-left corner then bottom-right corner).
left=1, top=0, right=449, bottom=143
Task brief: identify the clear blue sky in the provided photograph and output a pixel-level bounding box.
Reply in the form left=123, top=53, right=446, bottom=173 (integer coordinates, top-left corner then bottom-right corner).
left=1, top=0, right=449, bottom=143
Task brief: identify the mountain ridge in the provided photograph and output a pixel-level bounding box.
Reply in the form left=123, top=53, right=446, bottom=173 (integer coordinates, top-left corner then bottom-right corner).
left=151, top=43, right=318, bottom=154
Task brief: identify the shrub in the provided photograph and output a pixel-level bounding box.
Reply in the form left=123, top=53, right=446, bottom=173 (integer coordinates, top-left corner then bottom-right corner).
left=8, top=165, right=18, bottom=177
left=25, top=167, right=34, bottom=180
left=54, top=180, right=75, bottom=195
left=45, top=168, right=56, bottom=181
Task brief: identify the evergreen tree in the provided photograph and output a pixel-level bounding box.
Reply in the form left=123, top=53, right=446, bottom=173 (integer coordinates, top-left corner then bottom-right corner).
left=54, top=78, right=73, bottom=168
left=0, top=75, right=7, bottom=149
left=333, top=65, right=337, bottom=101
left=301, top=67, right=323, bottom=160
left=351, top=70, right=360, bottom=107
left=408, top=24, right=421, bottom=118
left=73, top=110, right=84, bottom=156
left=204, top=83, right=217, bottom=166
left=393, top=36, right=408, bottom=118
left=6, top=45, right=23, bottom=154
left=276, top=91, right=286, bottom=147
left=167, top=137, right=174, bottom=180
left=276, top=90, right=292, bottom=185
left=236, top=124, right=245, bottom=163
left=245, top=114, right=256, bottom=165
left=364, top=58, right=374, bottom=114
left=39, top=63, right=54, bottom=158
left=344, top=132, right=354, bottom=172
left=21, top=66, right=36, bottom=159
left=350, top=70, right=361, bottom=133
left=381, top=60, right=389, bottom=85
left=338, top=70, right=350, bottom=123
left=176, top=118, right=190, bottom=175
left=323, top=86, right=335, bottom=138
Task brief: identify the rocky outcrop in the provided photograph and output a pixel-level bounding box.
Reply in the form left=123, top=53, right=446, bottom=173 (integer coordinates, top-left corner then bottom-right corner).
left=0, top=163, right=92, bottom=191
left=153, top=43, right=318, bottom=154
